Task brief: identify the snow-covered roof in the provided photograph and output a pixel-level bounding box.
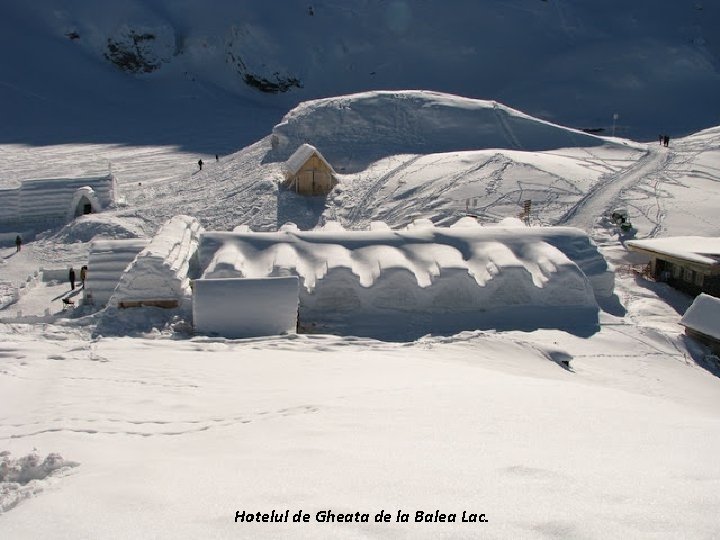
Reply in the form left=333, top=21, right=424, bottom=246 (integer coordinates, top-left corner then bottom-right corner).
left=198, top=221, right=613, bottom=301
left=626, top=237, right=720, bottom=266
left=110, top=215, right=203, bottom=305
left=196, top=222, right=609, bottom=334
left=284, top=143, right=335, bottom=176
left=680, top=294, right=720, bottom=341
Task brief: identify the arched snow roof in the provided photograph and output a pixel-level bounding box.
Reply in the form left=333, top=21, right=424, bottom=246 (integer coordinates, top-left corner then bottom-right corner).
left=66, top=186, right=103, bottom=221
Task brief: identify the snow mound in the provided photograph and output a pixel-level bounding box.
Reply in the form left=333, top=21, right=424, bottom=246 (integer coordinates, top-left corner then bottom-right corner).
left=0, top=282, right=19, bottom=310
left=269, top=91, right=605, bottom=173
left=51, top=214, right=145, bottom=243
left=110, top=215, right=203, bottom=308
left=198, top=223, right=609, bottom=336
left=681, top=294, right=720, bottom=341
left=0, top=451, right=79, bottom=514
left=84, top=238, right=149, bottom=306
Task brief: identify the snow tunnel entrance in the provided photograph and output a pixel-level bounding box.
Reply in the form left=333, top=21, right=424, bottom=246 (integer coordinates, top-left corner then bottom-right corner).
left=74, top=196, right=93, bottom=217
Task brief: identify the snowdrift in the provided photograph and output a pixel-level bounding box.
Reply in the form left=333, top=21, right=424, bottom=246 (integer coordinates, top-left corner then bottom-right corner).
left=681, top=294, right=720, bottom=342
left=84, top=239, right=148, bottom=306
left=268, top=91, right=606, bottom=173
left=198, top=220, right=610, bottom=337
left=109, top=215, right=202, bottom=308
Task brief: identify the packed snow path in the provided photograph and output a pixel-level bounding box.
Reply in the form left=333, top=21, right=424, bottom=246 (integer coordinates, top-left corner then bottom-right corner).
left=559, top=145, right=669, bottom=233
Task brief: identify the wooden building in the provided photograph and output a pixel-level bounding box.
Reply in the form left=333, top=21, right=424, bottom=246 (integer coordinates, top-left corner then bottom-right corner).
left=626, top=236, right=720, bottom=297
left=680, top=293, right=720, bottom=355
left=283, top=144, right=336, bottom=196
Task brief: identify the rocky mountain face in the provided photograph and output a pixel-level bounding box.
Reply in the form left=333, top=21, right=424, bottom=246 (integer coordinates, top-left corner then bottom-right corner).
left=2, top=0, right=720, bottom=145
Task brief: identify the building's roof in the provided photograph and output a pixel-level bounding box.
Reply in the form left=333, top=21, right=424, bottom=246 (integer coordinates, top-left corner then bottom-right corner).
left=197, top=220, right=614, bottom=302
left=284, top=143, right=335, bottom=176
left=680, top=293, right=720, bottom=341
left=626, top=236, right=720, bottom=266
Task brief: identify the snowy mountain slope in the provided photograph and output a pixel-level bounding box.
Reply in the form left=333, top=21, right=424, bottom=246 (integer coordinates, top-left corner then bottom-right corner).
left=121, top=91, right=648, bottom=233
left=2, top=0, right=720, bottom=151
left=2, top=90, right=717, bottom=244
left=266, top=91, right=608, bottom=172
left=1, top=92, right=720, bottom=540
left=617, top=126, right=720, bottom=238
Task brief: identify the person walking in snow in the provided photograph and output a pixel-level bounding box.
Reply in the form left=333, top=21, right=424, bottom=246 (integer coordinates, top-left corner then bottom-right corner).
left=198, top=159, right=203, bottom=171
left=69, top=267, right=76, bottom=291
left=15, top=235, right=21, bottom=252
left=663, top=135, right=670, bottom=147
left=80, top=265, right=87, bottom=288
left=215, top=154, right=219, bottom=162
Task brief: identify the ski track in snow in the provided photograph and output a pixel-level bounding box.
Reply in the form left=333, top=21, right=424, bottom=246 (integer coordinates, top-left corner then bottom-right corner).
left=559, top=146, right=664, bottom=231
left=0, top=405, right=320, bottom=440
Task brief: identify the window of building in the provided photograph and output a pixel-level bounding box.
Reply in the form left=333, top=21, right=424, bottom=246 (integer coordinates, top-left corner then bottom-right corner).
left=683, top=268, right=694, bottom=283
left=695, top=272, right=704, bottom=287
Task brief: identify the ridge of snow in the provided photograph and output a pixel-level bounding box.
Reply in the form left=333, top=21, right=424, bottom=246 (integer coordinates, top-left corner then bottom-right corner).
left=109, top=215, right=203, bottom=306
left=269, top=90, right=607, bottom=173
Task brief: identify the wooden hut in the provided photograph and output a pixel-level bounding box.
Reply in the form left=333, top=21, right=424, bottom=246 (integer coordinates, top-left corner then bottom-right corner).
left=283, top=144, right=336, bottom=196
left=626, top=236, right=720, bottom=297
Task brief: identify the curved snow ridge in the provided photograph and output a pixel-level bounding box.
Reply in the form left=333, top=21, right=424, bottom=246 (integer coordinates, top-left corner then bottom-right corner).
left=199, top=221, right=611, bottom=310
left=85, top=238, right=149, bottom=306
left=110, top=215, right=203, bottom=306
left=268, top=91, right=606, bottom=173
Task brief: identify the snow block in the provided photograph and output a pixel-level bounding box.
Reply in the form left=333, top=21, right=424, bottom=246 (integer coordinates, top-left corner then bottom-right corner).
left=84, top=239, right=149, bottom=306
left=110, top=215, right=203, bottom=308
left=193, top=277, right=299, bottom=338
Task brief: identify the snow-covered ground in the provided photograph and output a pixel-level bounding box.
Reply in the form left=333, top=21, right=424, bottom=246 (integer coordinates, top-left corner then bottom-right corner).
left=1, top=91, right=720, bottom=538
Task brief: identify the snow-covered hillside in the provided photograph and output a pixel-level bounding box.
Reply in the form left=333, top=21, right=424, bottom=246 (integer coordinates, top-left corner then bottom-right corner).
left=1, top=78, right=720, bottom=539
left=2, top=0, right=720, bottom=150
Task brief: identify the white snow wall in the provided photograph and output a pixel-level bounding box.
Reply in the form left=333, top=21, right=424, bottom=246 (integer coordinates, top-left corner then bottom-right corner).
left=193, top=277, right=299, bottom=338
left=84, top=239, right=149, bottom=306
left=109, top=215, right=202, bottom=307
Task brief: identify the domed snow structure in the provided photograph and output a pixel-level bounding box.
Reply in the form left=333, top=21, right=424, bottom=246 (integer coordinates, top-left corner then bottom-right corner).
left=195, top=220, right=613, bottom=339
